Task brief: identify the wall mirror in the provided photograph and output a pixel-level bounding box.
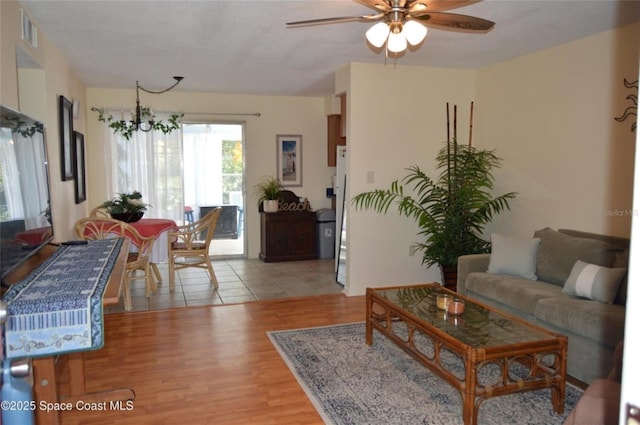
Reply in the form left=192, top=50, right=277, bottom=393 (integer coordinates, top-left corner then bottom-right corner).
left=0, top=105, right=53, bottom=280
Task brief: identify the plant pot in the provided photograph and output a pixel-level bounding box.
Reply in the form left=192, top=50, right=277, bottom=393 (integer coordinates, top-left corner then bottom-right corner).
left=263, top=200, right=279, bottom=213
left=441, top=264, right=458, bottom=292
left=111, top=212, right=144, bottom=223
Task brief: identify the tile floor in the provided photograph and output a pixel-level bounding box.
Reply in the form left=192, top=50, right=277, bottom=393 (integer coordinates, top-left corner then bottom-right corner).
left=105, top=258, right=344, bottom=313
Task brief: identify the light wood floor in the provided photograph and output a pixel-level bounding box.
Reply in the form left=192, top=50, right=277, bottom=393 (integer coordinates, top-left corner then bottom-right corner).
left=58, top=294, right=365, bottom=424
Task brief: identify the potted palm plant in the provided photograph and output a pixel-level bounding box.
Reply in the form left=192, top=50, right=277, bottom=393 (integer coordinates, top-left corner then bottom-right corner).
left=352, top=140, right=517, bottom=288
left=254, top=176, right=283, bottom=213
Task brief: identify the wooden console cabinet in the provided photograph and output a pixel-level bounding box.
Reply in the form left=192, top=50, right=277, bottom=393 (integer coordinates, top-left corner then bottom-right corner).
left=259, top=211, right=317, bottom=262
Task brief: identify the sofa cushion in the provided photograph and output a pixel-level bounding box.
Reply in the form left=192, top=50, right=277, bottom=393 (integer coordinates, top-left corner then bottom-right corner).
left=613, top=249, right=629, bottom=306
left=534, top=228, right=621, bottom=286
left=562, top=260, right=626, bottom=304
left=534, top=297, right=625, bottom=348
left=487, top=233, right=540, bottom=280
left=466, top=272, right=562, bottom=315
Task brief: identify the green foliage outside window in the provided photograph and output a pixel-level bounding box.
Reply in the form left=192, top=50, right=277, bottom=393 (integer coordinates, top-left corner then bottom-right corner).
left=222, top=140, right=243, bottom=204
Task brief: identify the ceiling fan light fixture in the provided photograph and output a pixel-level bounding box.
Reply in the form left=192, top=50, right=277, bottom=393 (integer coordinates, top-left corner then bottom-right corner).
left=404, top=20, right=427, bottom=46
left=387, top=29, right=407, bottom=53
left=365, top=21, right=390, bottom=48
left=287, top=0, right=495, bottom=58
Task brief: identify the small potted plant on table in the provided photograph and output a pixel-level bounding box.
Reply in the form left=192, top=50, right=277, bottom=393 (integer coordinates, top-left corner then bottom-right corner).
left=254, top=176, right=282, bottom=213
left=101, top=191, right=150, bottom=222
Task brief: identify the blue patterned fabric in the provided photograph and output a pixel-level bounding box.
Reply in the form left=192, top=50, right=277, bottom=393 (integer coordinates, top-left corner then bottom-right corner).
left=3, top=238, right=124, bottom=359
left=268, top=323, right=583, bottom=425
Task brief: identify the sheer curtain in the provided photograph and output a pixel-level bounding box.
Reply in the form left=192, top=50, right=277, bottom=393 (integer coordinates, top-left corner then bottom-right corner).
left=102, top=110, right=184, bottom=222
left=0, top=128, right=48, bottom=228
left=182, top=124, right=224, bottom=219
left=18, top=130, right=49, bottom=228
left=0, top=128, right=24, bottom=219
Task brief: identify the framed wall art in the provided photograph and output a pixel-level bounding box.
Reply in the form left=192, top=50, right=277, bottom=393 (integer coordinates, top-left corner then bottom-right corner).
left=276, top=134, right=302, bottom=187
left=59, top=95, right=74, bottom=181
left=73, top=131, right=86, bottom=203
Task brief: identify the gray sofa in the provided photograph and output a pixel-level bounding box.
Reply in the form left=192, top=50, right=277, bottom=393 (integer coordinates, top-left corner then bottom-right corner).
left=457, top=228, right=628, bottom=384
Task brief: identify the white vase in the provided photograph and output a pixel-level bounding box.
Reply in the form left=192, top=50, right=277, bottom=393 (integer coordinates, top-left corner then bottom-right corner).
left=263, top=200, right=279, bottom=213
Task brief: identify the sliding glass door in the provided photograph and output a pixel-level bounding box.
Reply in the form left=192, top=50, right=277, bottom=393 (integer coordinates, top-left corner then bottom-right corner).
left=182, top=123, right=245, bottom=257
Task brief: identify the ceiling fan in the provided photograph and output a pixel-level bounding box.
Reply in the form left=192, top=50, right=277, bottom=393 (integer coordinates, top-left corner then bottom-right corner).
left=286, top=0, right=495, bottom=54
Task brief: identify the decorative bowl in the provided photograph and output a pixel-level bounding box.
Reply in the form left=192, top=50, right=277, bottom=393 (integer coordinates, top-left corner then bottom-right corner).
left=110, top=212, right=144, bottom=223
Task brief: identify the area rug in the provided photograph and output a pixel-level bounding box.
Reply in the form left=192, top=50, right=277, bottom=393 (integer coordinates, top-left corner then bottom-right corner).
left=268, top=322, right=583, bottom=425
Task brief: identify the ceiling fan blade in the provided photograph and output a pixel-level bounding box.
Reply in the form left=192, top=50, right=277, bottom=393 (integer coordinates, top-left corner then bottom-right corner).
left=286, top=14, right=383, bottom=27
left=408, top=0, right=482, bottom=13
left=412, top=11, right=495, bottom=33
left=355, top=0, right=392, bottom=12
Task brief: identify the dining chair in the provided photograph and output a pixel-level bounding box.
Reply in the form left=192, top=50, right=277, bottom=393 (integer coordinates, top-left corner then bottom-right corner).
left=75, top=217, right=157, bottom=311
left=89, top=206, right=110, bottom=218
left=167, top=207, right=222, bottom=291
left=93, top=206, right=168, bottom=289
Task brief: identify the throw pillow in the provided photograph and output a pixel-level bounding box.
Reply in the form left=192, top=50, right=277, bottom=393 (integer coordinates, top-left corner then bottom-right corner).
left=534, top=228, right=620, bottom=286
left=487, top=233, right=540, bottom=280
left=562, top=260, right=626, bottom=304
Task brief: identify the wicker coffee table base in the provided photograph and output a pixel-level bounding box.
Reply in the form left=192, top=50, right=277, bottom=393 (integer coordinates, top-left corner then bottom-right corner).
left=366, top=286, right=567, bottom=425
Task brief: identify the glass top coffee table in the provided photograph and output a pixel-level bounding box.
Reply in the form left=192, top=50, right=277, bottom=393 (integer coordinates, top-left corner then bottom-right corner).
left=366, top=283, right=567, bottom=425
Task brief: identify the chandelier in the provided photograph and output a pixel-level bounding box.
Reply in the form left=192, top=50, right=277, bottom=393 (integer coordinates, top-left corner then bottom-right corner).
left=92, top=76, right=184, bottom=140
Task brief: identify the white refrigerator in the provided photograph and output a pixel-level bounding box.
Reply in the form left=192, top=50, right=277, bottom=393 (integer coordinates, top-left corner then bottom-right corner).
left=335, top=146, right=347, bottom=286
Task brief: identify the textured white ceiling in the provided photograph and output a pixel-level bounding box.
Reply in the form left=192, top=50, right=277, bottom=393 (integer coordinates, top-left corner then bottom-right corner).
left=19, top=0, right=640, bottom=96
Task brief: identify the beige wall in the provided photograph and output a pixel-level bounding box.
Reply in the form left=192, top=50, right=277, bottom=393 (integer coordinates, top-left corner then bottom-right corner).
left=343, top=23, right=639, bottom=296
left=344, top=63, right=477, bottom=296
left=476, top=23, right=639, bottom=239
left=1, top=1, right=87, bottom=242
left=86, top=89, right=334, bottom=258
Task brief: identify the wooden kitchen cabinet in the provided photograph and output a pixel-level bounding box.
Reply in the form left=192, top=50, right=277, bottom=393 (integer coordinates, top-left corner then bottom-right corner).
left=339, top=93, right=346, bottom=137
left=327, top=114, right=346, bottom=166
left=259, top=211, right=317, bottom=262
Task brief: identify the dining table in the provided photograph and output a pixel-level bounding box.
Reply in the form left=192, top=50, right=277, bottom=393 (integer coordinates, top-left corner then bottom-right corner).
left=128, top=218, right=178, bottom=285
left=14, top=225, right=53, bottom=245
left=129, top=218, right=178, bottom=263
